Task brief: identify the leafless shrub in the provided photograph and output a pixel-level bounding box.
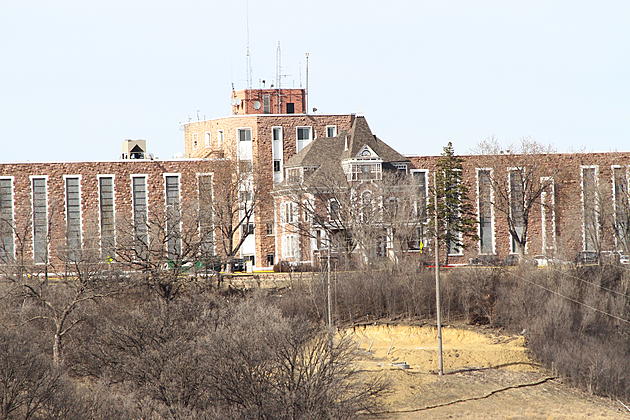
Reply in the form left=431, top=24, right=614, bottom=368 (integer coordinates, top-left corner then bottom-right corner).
left=493, top=265, right=629, bottom=400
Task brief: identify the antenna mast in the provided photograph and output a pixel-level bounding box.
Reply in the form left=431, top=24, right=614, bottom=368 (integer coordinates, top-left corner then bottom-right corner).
left=245, top=0, right=253, bottom=89
left=305, top=52, right=309, bottom=115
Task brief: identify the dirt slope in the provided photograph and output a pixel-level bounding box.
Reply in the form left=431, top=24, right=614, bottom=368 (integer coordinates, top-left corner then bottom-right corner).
left=345, top=325, right=627, bottom=419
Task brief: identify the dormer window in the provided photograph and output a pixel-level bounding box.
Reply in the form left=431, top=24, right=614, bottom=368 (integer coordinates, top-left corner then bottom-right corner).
left=348, top=162, right=382, bottom=181
left=286, top=168, right=302, bottom=183
left=394, top=163, right=408, bottom=173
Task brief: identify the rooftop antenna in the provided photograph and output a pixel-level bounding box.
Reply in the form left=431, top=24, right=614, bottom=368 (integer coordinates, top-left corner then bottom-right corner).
left=305, top=52, right=310, bottom=115
left=275, top=41, right=282, bottom=89
left=299, top=61, right=302, bottom=88
left=245, top=0, right=253, bottom=89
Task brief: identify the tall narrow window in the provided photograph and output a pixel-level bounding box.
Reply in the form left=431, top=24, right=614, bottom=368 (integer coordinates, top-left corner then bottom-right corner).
left=132, top=176, right=148, bottom=253
left=204, top=132, right=211, bottom=147
left=263, top=94, right=271, bottom=113
left=509, top=169, right=525, bottom=254
left=411, top=170, right=428, bottom=222
left=582, top=166, right=598, bottom=251
left=477, top=169, right=494, bottom=255
left=328, top=199, right=340, bottom=221
left=98, top=176, right=115, bottom=259
left=238, top=128, right=253, bottom=161
left=612, top=166, right=629, bottom=252
left=217, top=130, right=224, bottom=147
left=65, top=177, right=82, bottom=261
left=540, top=177, right=556, bottom=255
left=165, top=175, right=181, bottom=259
left=296, top=126, right=312, bottom=152
left=272, top=126, right=283, bottom=183
left=0, top=178, right=14, bottom=262
left=198, top=175, right=214, bottom=256
left=31, top=177, right=48, bottom=264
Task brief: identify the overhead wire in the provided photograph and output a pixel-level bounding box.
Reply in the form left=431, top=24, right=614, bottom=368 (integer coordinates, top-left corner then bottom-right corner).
left=505, top=270, right=630, bottom=325
left=545, top=265, right=630, bottom=298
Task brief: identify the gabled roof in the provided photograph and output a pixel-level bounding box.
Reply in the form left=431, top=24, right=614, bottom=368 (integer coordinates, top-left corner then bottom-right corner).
left=285, top=116, right=409, bottom=169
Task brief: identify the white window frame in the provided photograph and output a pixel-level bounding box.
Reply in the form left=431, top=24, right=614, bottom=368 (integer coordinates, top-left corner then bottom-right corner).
left=325, top=125, right=337, bottom=137
left=540, top=176, right=556, bottom=255
left=163, top=173, right=182, bottom=257
left=476, top=168, right=495, bottom=255
left=192, top=133, right=199, bottom=149
left=197, top=172, right=216, bottom=256
left=217, top=130, right=224, bottom=147
left=63, top=174, right=83, bottom=257
left=130, top=174, right=149, bottom=245
left=204, top=131, right=211, bottom=147
left=410, top=169, right=429, bottom=222
left=29, top=175, right=49, bottom=265
left=507, top=167, right=527, bottom=254
left=97, top=174, right=116, bottom=258
left=296, top=126, right=313, bottom=152
left=272, top=126, right=284, bottom=182
left=580, top=165, right=599, bottom=252
left=446, top=168, right=464, bottom=257
left=0, top=176, right=16, bottom=261
left=237, top=127, right=252, bottom=142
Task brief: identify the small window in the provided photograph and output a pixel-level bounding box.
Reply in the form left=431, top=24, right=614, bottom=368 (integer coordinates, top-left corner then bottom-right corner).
left=286, top=103, right=295, bottom=114
left=272, top=127, right=282, bottom=141
left=328, top=199, right=340, bottom=221
left=287, top=168, right=302, bottom=183
left=394, top=163, right=408, bottom=173
left=349, top=162, right=382, bottom=181
left=266, top=222, right=274, bottom=235
left=242, top=223, right=255, bottom=235
left=273, top=160, right=281, bottom=172
left=217, top=130, right=224, bottom=147
left=266, top=254, right=274, bottom=266
left=238, top=128, right=252, bottom=142
left=192, top=133, right=198, bottom=148
left=263, top=94, right=271, bottom=113
left=204, top=132, right=211, bottom=147
left=296, top=127, right=312, bottom=152
left=326, top=125, right=337, bottom=137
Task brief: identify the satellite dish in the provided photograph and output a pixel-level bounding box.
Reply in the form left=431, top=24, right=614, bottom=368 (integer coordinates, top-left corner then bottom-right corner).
left=253, top=100, right=261, bottom=110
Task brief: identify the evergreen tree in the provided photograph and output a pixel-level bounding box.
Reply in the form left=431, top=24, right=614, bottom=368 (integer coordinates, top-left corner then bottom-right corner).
left=429, top=142, right=478, bottom=264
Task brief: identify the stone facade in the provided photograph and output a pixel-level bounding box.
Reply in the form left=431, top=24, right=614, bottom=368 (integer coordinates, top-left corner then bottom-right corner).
left=1, top=87, right=629, bottom=270
left=0, top=159, right=222, bottom=266
left=408, top=152, right=630, bottom=264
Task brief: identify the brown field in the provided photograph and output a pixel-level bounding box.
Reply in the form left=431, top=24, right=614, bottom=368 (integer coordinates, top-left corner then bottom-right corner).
left=346, top=325, right=628, bottom=419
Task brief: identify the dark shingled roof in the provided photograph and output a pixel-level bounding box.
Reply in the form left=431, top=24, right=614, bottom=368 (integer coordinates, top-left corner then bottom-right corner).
left=285, top=116, right=409, bottom=169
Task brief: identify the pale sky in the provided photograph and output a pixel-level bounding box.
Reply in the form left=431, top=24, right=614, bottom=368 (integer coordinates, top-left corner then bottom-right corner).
left=1, top=0, right=628, bottom=162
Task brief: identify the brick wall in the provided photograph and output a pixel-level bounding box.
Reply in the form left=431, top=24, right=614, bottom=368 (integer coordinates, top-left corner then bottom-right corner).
left=0, top=159, right=223, bottom=267
left=184, top=114, right=355, bottom=266
left=409, top=152, right=630, bottom=263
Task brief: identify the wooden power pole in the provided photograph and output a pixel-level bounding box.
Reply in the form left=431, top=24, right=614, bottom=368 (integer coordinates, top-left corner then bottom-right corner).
left=433, top=172, right=444, bottom=375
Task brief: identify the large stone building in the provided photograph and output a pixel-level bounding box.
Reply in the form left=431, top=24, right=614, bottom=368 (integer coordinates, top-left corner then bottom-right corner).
left=0, top=87, right=629, bottom=271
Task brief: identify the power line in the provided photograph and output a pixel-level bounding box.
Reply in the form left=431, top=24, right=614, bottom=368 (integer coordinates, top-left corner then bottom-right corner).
left=506, top=271, right=630, bottom=325
left=546, top=266, right=630, bottom=298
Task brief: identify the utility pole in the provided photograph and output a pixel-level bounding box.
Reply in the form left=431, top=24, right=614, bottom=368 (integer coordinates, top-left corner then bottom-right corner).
left=327, top=244, right=332, bottom=330
left=433, top=172, right=444, bottom=376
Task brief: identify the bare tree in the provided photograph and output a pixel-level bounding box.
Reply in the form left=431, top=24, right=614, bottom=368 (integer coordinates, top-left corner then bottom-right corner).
left=475, top=138, right=558, bottom=257
left=114, top=199, right=217, bottom=301
left=278, top=167, right=427, bottom=267
left=203, top=160, right=264, bottom=271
